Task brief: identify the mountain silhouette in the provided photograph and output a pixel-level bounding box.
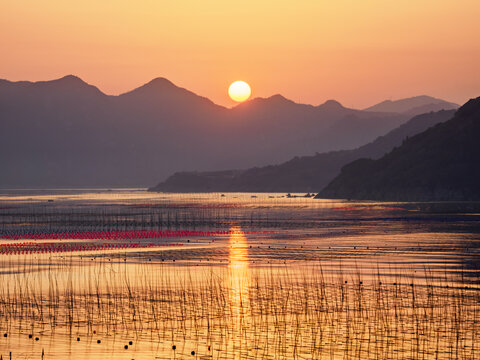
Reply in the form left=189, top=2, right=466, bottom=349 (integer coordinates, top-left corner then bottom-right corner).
left=364, top=95, right=458, bottom=115
left=150, top=110, right=454, bottom=192
left=0, top=75, right=448, bottom=188
left=317, top=97, right=480, bottom=201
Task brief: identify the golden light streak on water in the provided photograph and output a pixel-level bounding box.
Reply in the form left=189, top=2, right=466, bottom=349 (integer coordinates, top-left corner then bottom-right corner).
left=226, top=227, right=251, bottom=357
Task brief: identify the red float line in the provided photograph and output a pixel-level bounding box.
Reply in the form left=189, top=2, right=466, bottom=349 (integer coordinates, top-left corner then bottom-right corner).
left=0, top=242, right=184, bottom=255
left=0, top=229, right=272, bottom=241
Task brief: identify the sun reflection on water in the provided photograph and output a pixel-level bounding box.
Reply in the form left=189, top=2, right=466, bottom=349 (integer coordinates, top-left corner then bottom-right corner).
left=227, top=227, right=250, bottom=327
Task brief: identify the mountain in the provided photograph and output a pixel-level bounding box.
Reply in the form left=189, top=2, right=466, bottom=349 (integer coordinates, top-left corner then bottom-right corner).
left=317, top=97, right=480, bottom=201
left=0, top=75, right=414, bottom=188
left=150, top=109, right=454, bottom=192
left=364, top=95, right=458, bottom=115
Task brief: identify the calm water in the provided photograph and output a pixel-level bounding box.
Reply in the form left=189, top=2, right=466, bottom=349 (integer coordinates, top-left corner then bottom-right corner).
left=0, top=190, right=479, bottom=359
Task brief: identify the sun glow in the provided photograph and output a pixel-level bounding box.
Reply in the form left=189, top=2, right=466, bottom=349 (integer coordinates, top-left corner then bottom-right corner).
left=228, top=81, right=251, bottom=102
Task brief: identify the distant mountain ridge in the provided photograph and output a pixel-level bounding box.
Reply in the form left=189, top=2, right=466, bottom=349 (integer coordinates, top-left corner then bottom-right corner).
left=364, top=95, right=458, bottom=115
left=317, top=97, right=480, bottom=201
left=118, top=77, right=223, bottom=109
left=0, top=75, right=456, bottom=187
left=150, top=110, right=455, bottom=192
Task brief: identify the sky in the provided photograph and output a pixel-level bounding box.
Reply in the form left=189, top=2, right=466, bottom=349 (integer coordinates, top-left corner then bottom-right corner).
left=1, top=0, right=479, bottom=108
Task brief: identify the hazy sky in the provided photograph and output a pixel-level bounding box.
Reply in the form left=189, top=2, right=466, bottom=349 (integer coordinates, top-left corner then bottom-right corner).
left=1, top=0, right=479, bottom=108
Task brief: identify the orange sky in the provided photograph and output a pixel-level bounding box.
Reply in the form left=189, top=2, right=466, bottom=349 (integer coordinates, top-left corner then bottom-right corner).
left=1, top=0, right=479, bottom=108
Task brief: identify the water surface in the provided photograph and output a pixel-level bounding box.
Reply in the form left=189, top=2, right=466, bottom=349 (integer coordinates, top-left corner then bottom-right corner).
left=0, top=190, right=479, bottom=359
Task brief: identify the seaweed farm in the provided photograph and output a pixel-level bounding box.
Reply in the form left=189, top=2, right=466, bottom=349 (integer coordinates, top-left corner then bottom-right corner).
left=0, top=190, right=479, bottom=359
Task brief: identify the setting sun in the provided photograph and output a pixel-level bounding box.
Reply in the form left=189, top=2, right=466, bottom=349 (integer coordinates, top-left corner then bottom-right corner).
left=228, top=81, right=251, bottom=102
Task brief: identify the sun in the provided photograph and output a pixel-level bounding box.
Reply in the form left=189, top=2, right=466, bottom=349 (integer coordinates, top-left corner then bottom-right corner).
left=228, top=81, right=251, bottom=102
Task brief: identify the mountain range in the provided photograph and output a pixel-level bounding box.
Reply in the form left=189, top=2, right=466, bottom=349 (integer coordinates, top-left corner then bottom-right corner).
left=364, top=95, right=458, bottom=114
left=150, top=110, right=455, bottom=192
left=318, top=97, right=480, bottom=201
left=0, top=75, right=457, bottom=188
